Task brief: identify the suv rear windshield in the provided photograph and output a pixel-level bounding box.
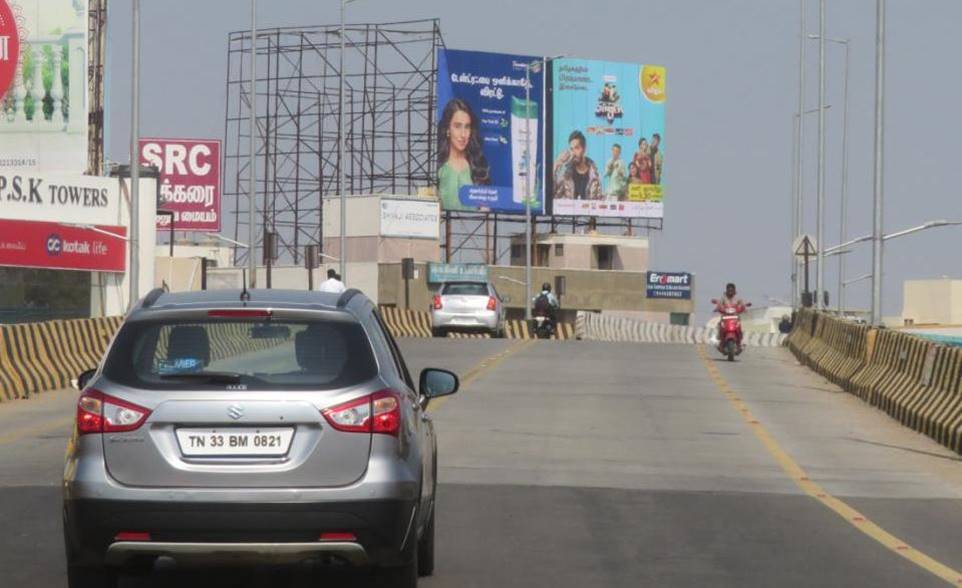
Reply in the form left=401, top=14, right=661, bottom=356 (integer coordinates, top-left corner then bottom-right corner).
left=442, top=282, right=488, bottom=296
left=103, top=318, right=378, bottom=390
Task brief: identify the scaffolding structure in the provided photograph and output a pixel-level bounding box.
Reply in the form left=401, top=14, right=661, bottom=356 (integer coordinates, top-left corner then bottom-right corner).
left=87, top=0, right=106, bottom=175
left=223, top=17, right=661, bottom=268
left=224, top=19, right=443, bottom=265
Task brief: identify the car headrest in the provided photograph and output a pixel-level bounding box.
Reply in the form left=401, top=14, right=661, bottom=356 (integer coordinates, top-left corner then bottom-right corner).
left=295, top=325, right=347, bottom=374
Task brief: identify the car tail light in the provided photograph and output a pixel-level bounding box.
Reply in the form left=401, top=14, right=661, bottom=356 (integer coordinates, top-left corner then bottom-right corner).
left=322, top=390, right=402, bottom=437
left=114, top=532, right=151, bottom=542
left=319, top=532, right=357, bottom=542
left=432, top=295, right=443, bottom=310
left=487, top=296, right=497, bottom=311
left=76, top=390, right=151, bottom=435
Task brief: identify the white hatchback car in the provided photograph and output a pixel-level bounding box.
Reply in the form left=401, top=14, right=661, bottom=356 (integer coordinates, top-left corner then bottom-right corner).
left=430, top=281, right=506, bottom=337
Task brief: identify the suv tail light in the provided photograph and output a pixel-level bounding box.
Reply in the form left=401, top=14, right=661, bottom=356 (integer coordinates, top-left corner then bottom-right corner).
left=432, top=295, right=443, bottom=310
left=487, top=296, right=498, bottom=311
left=322, top=390, right=401, bottom=437
left=77, top=390, right=152, bottom=435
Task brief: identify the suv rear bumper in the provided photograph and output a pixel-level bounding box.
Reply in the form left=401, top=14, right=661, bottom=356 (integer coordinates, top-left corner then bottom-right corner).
left=64, top=496, right=417, bottom=569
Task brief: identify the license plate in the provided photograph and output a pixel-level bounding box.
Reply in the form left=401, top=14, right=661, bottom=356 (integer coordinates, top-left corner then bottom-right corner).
left=176, top=427, right=295, bottom=457
left=450, top=317, right=477, bottom=325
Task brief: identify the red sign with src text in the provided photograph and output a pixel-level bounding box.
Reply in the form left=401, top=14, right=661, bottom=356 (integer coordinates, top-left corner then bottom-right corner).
left=0, top=219, right=126, bottom=273
left=140, top=138, right=222, bottom=232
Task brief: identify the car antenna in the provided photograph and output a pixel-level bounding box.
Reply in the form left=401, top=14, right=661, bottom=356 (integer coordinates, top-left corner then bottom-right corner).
left=240, top=270, right=251, bottom=304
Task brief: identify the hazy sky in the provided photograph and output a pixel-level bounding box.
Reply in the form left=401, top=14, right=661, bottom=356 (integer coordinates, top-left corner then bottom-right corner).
left=104, top=0, right=962, bottom=316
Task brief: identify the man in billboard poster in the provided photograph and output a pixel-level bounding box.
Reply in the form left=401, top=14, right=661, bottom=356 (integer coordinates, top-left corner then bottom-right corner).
left=549, top=59, right=665, bottom=218
left=436, top=49, right=544, bottom=215
left=552, top=130, right=601, bottom=200
left=604, top=143, right=628, bottom=200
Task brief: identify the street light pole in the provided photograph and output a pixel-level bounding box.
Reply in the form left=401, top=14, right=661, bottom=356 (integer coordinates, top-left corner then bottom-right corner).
left=524, top=60, right=534, bottom=321
left=248, top=0, right=257, bottom=288
left=838, top=38, right=850, bottom=314
left=128, top=0, right=141, bottom=309
left=816, top=0, right=826, bottom=309
left=338, top=0, right=351, bottom=283
left=871, top=0, right=886, bottom=325
left=794, top=0, right=806, bottom=307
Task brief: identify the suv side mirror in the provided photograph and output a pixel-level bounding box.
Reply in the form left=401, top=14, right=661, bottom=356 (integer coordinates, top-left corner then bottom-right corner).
left=501, top=295, right=511, bottom=304
left=73, top=369, right=96, bottom=391
left=710, top=299, right=719, bottom=305
left=419, top=368, right=459, bottom=402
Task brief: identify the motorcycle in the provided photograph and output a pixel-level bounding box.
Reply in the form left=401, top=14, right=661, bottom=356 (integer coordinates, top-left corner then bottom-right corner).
left=711, top=299, right=751, bottom=361
left=532, top=314, right=555, bottom=339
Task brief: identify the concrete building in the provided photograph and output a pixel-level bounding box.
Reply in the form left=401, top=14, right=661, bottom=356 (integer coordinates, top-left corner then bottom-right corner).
left=509, top=232, right=649, bottom=271
left=902, top=278, right=962, bottom=326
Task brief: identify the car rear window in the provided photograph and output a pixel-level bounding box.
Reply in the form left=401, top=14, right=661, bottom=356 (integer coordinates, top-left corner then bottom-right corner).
left=442, top=283, right=488, bottom=296
left=102, top=318, right=378, bottom=391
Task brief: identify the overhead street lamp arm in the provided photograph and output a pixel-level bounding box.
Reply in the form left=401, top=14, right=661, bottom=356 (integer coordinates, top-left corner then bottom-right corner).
left=822, top=220, right=962, bottom=254
left=206, top=233, right=250, bottom=249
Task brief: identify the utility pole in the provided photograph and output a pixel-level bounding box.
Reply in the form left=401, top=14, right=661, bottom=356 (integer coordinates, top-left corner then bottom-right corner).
left=339, top=0, right=349, bottom=283
left=837, top=39, right=850, bottom=314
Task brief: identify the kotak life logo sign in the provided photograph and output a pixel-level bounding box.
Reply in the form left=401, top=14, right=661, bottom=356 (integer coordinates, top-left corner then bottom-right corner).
left=0, top=0, right=20, bottom=101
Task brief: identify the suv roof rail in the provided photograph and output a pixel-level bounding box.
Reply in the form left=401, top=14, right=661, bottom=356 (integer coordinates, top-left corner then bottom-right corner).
left=336, top=288, right=362, bottom=308
left=141, top=288, right=167, bottom=309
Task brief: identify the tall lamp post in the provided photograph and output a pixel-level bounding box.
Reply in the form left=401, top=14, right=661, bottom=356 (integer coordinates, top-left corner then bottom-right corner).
left=871, top=0, right=886, bottom=325
left=339, top=0, right=358, bottom=283
left=522, top=55, right=562, bottom=321
left=248, top=0, right=257, bottom=288
left=129, top=0, right=141, bottom=308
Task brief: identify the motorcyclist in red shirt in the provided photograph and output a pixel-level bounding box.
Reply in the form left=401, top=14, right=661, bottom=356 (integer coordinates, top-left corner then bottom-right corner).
left=715, top=283, right=750, bottom=354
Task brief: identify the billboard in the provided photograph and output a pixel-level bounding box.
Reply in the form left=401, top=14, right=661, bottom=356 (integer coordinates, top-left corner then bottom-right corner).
left=0, top=218, right=126, bottom=272
left=380, top=199, right=440, bottom=239
left=436, top=49, right=544, bottom=214
left=140, top=138, right=222, bottom=232
left=646, top=271, right=692, bottom=300
left=0, top=0, right=89, bottom=173
left=548, top=59, right=665, bottom=218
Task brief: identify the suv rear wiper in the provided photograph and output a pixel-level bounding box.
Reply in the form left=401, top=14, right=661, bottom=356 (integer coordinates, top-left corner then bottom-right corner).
left=159, top=371, right=243, bottom=384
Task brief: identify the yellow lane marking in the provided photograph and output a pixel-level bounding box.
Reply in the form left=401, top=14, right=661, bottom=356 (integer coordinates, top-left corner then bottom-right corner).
left=697, top=345, right=962, bottom=586
left=0, top=415, right=74, bottom=446
left=429, top=339, right=534, bottom=412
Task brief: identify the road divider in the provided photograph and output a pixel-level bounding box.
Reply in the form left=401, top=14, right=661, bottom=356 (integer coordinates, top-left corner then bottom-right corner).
left=787, top=309, right=962, bottom=456
left=576, top=311, right=786, bottom=347
left=377, top=306, right=574, bottom=340
left=0, top=317, right=122, bottom=401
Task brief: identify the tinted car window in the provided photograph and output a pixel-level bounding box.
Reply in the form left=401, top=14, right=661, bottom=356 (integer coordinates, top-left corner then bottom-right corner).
left=442, top=282, right=488, bottom=296
left=103, top=319, right=377, bottom=390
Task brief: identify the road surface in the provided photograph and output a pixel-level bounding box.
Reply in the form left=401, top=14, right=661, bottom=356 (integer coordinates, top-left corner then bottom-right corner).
left=2, top=339, right=962, bottom=586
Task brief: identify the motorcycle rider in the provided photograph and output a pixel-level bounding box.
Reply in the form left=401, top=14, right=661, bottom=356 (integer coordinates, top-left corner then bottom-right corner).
left=715, top=283, right=748, bottom=353
left=532, top=283, right=560, bottom=333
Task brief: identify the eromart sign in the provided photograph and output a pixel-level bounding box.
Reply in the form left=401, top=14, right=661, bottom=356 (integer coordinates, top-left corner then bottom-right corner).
left=380, top=199, right=440, bottom=239
left=0, top=171, right=120, bottom=226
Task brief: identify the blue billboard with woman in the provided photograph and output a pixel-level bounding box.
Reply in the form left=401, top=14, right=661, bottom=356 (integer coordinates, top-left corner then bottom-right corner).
left=436, top=49, right=544, bottom=214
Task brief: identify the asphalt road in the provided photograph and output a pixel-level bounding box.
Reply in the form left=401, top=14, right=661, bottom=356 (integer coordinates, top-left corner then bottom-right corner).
left=3, top=339, right=962, bottom=587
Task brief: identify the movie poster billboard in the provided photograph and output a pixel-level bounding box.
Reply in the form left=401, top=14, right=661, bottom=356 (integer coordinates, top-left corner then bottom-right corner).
left=548, top=59, right=665, bottom=218
left=436, top=49, right=544, bottom=214
left=0, top=0, right=89, bottom=174
left=140, top=138, right=222, bottom=232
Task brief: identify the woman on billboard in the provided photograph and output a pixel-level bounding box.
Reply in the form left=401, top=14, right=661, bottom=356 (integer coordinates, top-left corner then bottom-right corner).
left=437, top=99, right=490, bottom=211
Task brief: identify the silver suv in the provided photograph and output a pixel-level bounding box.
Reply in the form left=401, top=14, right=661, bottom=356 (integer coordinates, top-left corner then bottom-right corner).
left=63, top=288, right=458, bottom=587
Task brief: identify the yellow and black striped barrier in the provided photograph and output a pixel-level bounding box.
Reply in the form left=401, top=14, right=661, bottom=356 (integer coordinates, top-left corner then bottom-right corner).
left=0, top=316, right=124, bottom=401
left=376, top=307, right=573, bottom=341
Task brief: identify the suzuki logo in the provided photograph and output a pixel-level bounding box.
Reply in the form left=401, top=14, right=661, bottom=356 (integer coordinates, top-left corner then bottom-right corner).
left=227, top=404, right=244, bottom=420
